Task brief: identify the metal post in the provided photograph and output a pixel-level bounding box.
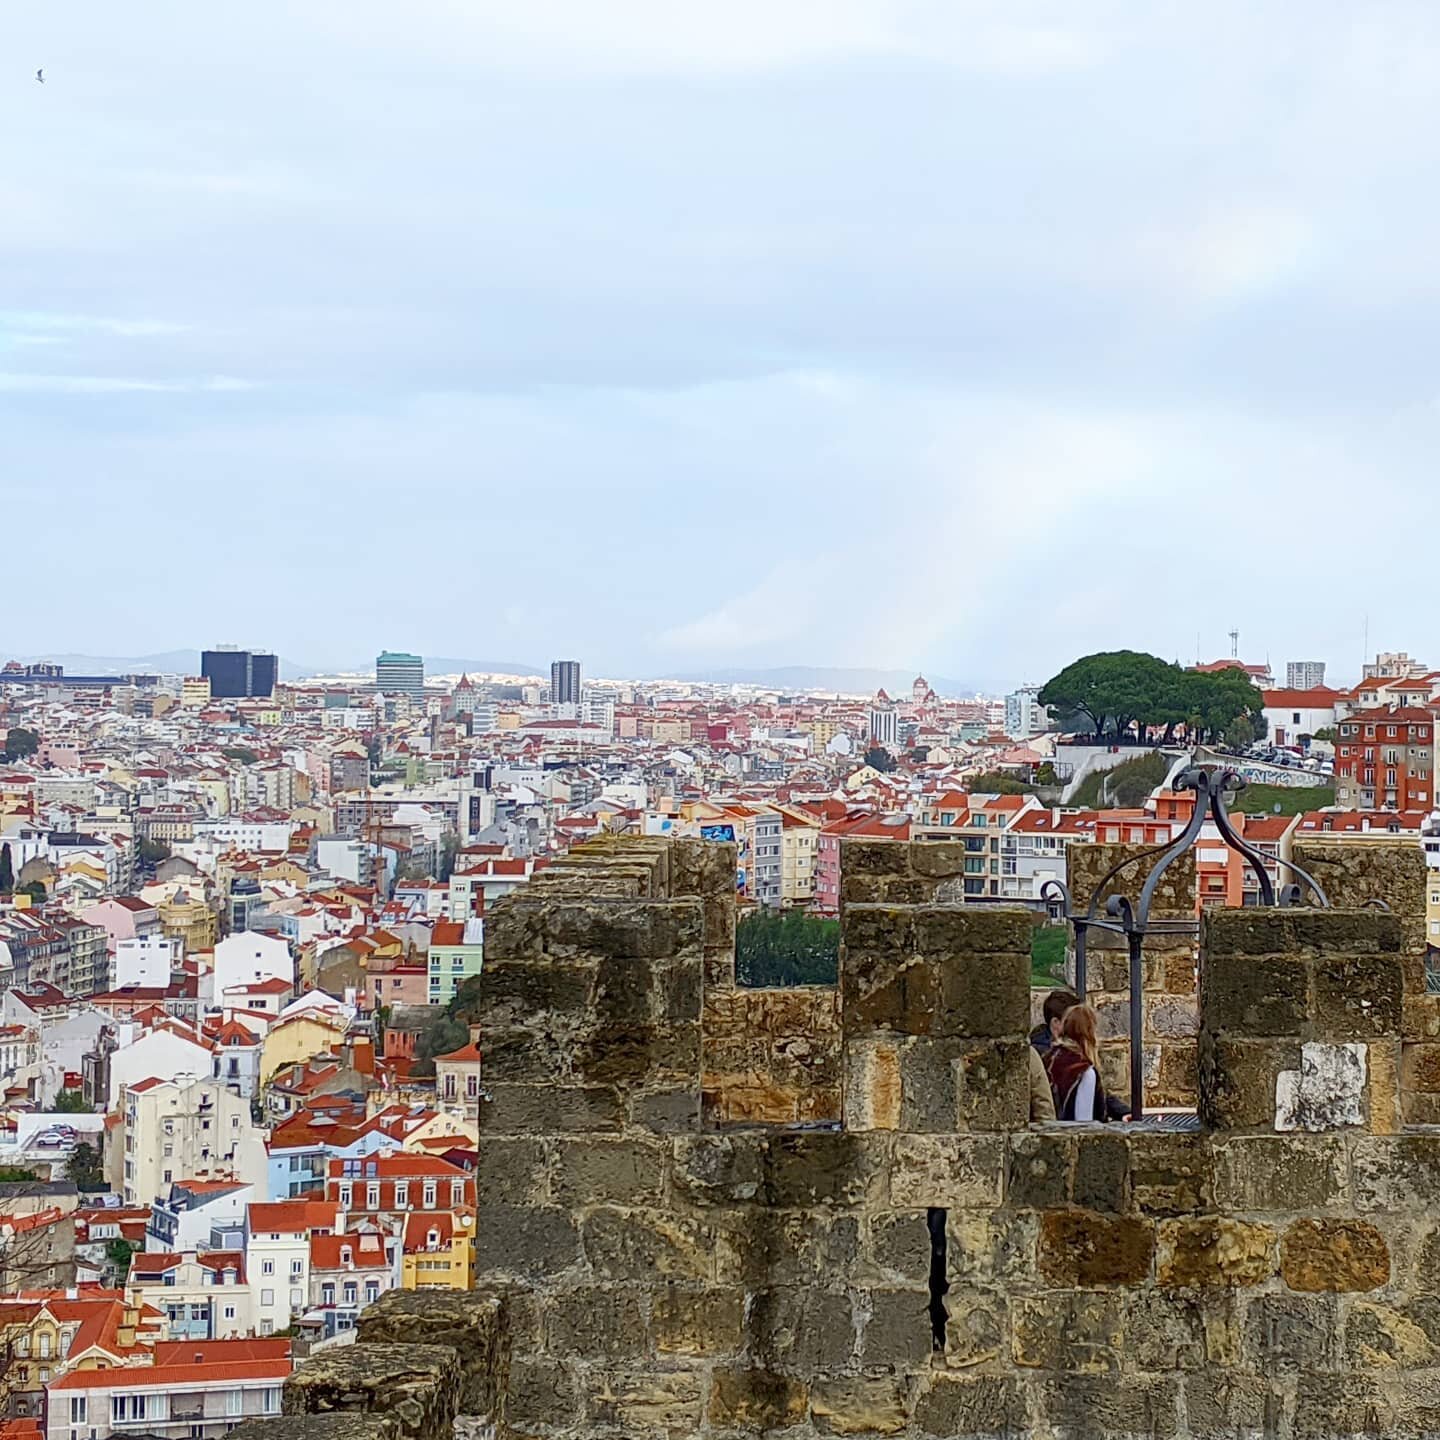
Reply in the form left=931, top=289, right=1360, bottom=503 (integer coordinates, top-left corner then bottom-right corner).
left=1127, top=930, right=1145, bottom=1122
left=1073, top=923, right=1088, bottom=1001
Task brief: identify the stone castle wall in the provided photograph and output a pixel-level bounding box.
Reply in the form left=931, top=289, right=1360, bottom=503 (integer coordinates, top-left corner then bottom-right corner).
left=253, top=835, right=1440, bottom=1440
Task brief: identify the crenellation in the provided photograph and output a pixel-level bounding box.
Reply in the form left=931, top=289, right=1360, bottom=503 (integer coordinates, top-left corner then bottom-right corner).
left=247, top=836, right=1440, bottom=1439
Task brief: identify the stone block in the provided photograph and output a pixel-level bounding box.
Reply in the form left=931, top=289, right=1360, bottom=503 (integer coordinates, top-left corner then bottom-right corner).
left=1156, top=1218, right=1274, bottom=1287
left=283, top=1344, right=461, bottom=1440
left=1073, top=1131, right=1130, bottom=1213
left=842, top=952, right=939, bottom=1036
left=551, top=1136, right=666, bottom=1206
left=946, top=1210, right=1039, bottom=1289
left=670, top=1134, right=765, bottom=1207
left=472, top=960, right=593, bottom=1024
left=843, top=1038, right=902, bottom=1131
left=841, top=905, right=916, bottom=955
left=1036, top=1375, right=1181, bottom=1439
left=1291, top=1372, right=1394, bottom=1440
left=472, top=1205, right=580, bottom=1280
left=1280, top=1217, right=1390, bottom=1291
left=898, top=1036, right=960, bottom=1131
left=629, top=1086, right=701, bottom=1132
left=936, top=952, right=1030, bottom=1037
left=584, top=1369, right=704, bottom=1434
left=581, top=1209, right=713, bottom=1281
left=810, top=1374, right=915, bottom=1435
left=1211, top=1135, right=1347, bottom=1210
left=651, top=1285, right=745, bottom=1356
left=1125, top=1289, right=1207, bottom=1371
left=505, top=1357, right=582, bottom=1434
left=541, top=1287, right=647, bottom=1358
left=763, top=1132, right=888, bottom=1208
left=1147, top=993, right=1199, bottom=1038
left=480, top=1083, right=623, bottom=1135
left=1038, top=1210, right=1155, bottom=1286
left=708, top=1368, right=809, bottom=1431
left=1012, top=1290, right=1123, bottom=1372
left=1312, top=952, right=1404, bottom=1039
left=1353, top=1134, right=1440, bottom=1211
left=355, top=1291, right=506, bottom=1420
left=913, top=1375, right=1025, bottom=1437
left=868, top=1210, right=932, bottom=1283
left=230, top=1418, right=397, bottom=1440
left=891, top=1133, right=1004, bottom=1208
left=748, top=1287, right=857, bottom=1372
left=938, top=1287, right=1005, bottom=1369
left=914, top=905, right=1033, bottom=956
left=1239, top=1292, right=1340, bottom=1373
left=728, top=1210, right=860, bottom=1289
left=475, top=1138, right=547, bottom=1206
left=1006, top=1131, right=1073, bottom=1209
left=1201, top=953, right=1309, bottom=1035
left=1345, top=1300, right=1440, bottom=1369
left=1128, top=1132, right=1210, bottom=1216
left=860, top=1287, right=935, bottom=1366
left=841, top=838, right=913, bottom=878
left=957, top=1038, right=1029, bottom=1129
left=1181, top=1372, right=1278, bottom=1439
left=1198, top=1035, right=1299, bottom=1131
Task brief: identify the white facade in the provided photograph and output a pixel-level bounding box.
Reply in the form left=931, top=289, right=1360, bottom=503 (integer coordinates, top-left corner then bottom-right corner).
left=115, top=934, right=180, bottom=990
left=118, top=1077, right=267, bottom=1209
left=315, top=837, right=369, bottom=884
left=109, top=1024, right=215, bottom=1110
left=1264, top=697, right=1339, bottom=748
left=1004, top=685, right=1046, bottom=740
left=213, top=932, right=293, bottom=999
left=192, top=818, right=294, bottom=852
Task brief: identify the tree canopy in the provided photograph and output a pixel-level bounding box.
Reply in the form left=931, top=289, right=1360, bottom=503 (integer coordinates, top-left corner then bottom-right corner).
left=736, top=909, right=839, bottom=987
left=1038, top=651, right=1263, bottom=744
left=1, top=728, right=39, bottom=762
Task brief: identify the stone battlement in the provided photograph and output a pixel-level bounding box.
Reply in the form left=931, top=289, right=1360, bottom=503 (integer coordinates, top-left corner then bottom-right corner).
left=253, top=835, right=1440, bottom=1439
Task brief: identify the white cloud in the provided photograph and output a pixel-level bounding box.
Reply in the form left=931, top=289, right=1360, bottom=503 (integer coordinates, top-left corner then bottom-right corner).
left=0, top=312, right=189, bottom=338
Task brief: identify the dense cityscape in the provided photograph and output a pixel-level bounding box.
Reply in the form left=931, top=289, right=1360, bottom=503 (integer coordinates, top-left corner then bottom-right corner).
left=0, top=636, right=1431, bottom=1431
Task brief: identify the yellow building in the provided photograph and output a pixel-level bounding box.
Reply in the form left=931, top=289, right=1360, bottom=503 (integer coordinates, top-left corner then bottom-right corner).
left=259, top=1012, right=348, bottom=1087
left=158, top=893, right=218, bottom=951
left=400, top=1211, right=473, bottom=1290
left=777, top=806, right=822, bottom=905
left=181, top=676, right=212, bottom=708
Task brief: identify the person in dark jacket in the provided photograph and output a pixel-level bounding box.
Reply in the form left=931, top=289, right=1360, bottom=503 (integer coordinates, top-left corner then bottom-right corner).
left=1044, top=1003, right=1108, bottom=1121
left=1031, top=988, right=1131, bottom=1121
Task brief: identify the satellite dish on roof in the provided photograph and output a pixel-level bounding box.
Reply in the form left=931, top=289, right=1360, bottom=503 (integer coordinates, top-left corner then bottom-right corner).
left=1274, top=803, right=1282, bottom=813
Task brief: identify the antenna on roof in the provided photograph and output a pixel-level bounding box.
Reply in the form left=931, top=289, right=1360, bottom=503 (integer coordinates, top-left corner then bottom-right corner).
left=1228, top=627, right=1239, bottom=660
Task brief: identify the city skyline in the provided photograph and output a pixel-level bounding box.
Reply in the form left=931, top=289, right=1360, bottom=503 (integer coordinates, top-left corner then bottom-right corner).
left=6, top=3, right=1440, bottom=684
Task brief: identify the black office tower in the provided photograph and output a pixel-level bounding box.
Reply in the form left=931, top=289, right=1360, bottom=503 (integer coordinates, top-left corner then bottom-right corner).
left=550, top=659, right=581, bottom=705
left=202, top=647, right=278, bottom=699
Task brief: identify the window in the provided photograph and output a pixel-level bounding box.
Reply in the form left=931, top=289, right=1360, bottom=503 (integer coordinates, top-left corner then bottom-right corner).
left=322, top=1283, right=335, bottom=1305
left=451, top=1180, right=464, bottom=1206
left=395, top=1183, right=409, bottom=1209
left=343, top=1282, right=357, bottom=1305
left=423, top=1183, right=436, bottom=1208
left=262, top=1259, right=274, bottom=1276
left=338, top=1183, right=352, bottom=1207
left=261, top=1288, right=275, bottom=1306
left=263, top=1389, right=280, bottom=1415
left=225, top=1390, right=243, bottom=1417
left=365, top=1280, right=380, bottom=1302
left=224, top=1305, right=236, bottom=1320
left=38, top=1334, right=51, bottom=1359
left=69, top=1398, right=86, bottom=1424
left=367, top=1183, right=380, bottom=1209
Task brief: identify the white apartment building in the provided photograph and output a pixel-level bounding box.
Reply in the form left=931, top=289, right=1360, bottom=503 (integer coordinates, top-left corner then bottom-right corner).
left=1004, top=685, right=1047, bottom=740
left=115, top=1077, right=267, bottom=1208
left=212, top=932, right=293, bottom=1000
left=245, top=1200, right=339, bottom=1336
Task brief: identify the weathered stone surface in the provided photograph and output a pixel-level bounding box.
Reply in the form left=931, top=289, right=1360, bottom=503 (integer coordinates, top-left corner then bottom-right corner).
left=1280, top=1217, right=1390, bottom=1291
left=480, top=1082, right=623, bottom=1134
left=868, top=1210, right=932, bottom=1283
left=1291, top=1372, right=1395, bottom=1439
left=472, top=1205, right=580, bottom=1280
left=670, top=1134, right=765, bottom=1206
left=763, top=1132, right=888, bottom=1208
left=542, top=1287, right=647, bottom=1358
left=913, top=904, right=1033, bottom=957
left=1345, top=1300, right=1440, bottom=1369
left=1073, top=1131, right=1130, bottom=1213
left=1353, top=1134, right=1440, bottom=1211
left=1211, top=1134, right=1347, bottom=1210
left=584, top=1368, right=704, bottom=1432
left=1156, top=1218, right=1274, bottom=1287
left=356, top=1291, right=507, bottom=1419
left=1181, top=1372, right=1278, bottom=1438
left=551, top=1136, right=666, bottom=1205
left=749, top=1287, right=857, bottom=1371
left=1036, top=1374, right=1181, bottom=1439
left=1012, top=1290, right=1123, bottom=1372
left=1129, top=1132, right=1210, bottom=1216
left=283, top=1344, right=461, bottom=1440
left=231, top=1419, right=397, bottom=1440
left=938, top=1288, right=1005, bottom=1368
left=1240, top=1292, right=1339, bottom=1372
left=582, top=1208, right=712, bottom=1281
left=707, top=1367, right=809, bottom=1429
left=1007, top=1131, right=1072, bottom=1209
left=956, top=1039, right=1029, bottom=1130
left=891, top=1133, right=1004, bottom=1208
left=1201, top=953, right=1310, bottom=1035
left=809, top=1374, right=914, bottom=1435
left=651, top=1286, right=745, bottom=1356
left=1039, top=1210, right=1155, bottom=1286
left=913, top=1376, right=1024, bottom=1437
left=1125, top=1289, right=1207, bottom=1371
left=843, top=1037, right=902, bottom=1131
left=935, top=952, right=1030, bottom=1038
left=475, top=1137, right=547, bottom=1206
left=1198, top=1035, right=1299, bottom=1131
left=1312, top=952, right=1404, bottom=1039
left=862, top=1288, right=936, bottom=1366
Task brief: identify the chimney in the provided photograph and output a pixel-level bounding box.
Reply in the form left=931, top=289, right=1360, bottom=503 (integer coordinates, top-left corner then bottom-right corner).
left=467, top=1024, right=481, bottom=1046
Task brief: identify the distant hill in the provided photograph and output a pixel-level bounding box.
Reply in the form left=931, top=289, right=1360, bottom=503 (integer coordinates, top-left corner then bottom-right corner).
left=657, top=666, right=977, bottom=697
left=422, top=658, right=546, bottom=679
left=9, top=650, right=311, bottom=680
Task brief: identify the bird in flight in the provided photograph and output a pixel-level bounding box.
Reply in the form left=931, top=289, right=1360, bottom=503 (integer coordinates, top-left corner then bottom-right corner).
left=35, top=68, right=44, bottom=83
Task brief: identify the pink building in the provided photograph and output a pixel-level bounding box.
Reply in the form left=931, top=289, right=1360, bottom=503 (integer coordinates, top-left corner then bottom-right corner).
left=813, top=812, right=911, bottom=915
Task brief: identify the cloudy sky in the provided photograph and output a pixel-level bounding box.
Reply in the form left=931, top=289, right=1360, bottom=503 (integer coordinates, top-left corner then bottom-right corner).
left=4, top=2, right=1437, bottom=687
